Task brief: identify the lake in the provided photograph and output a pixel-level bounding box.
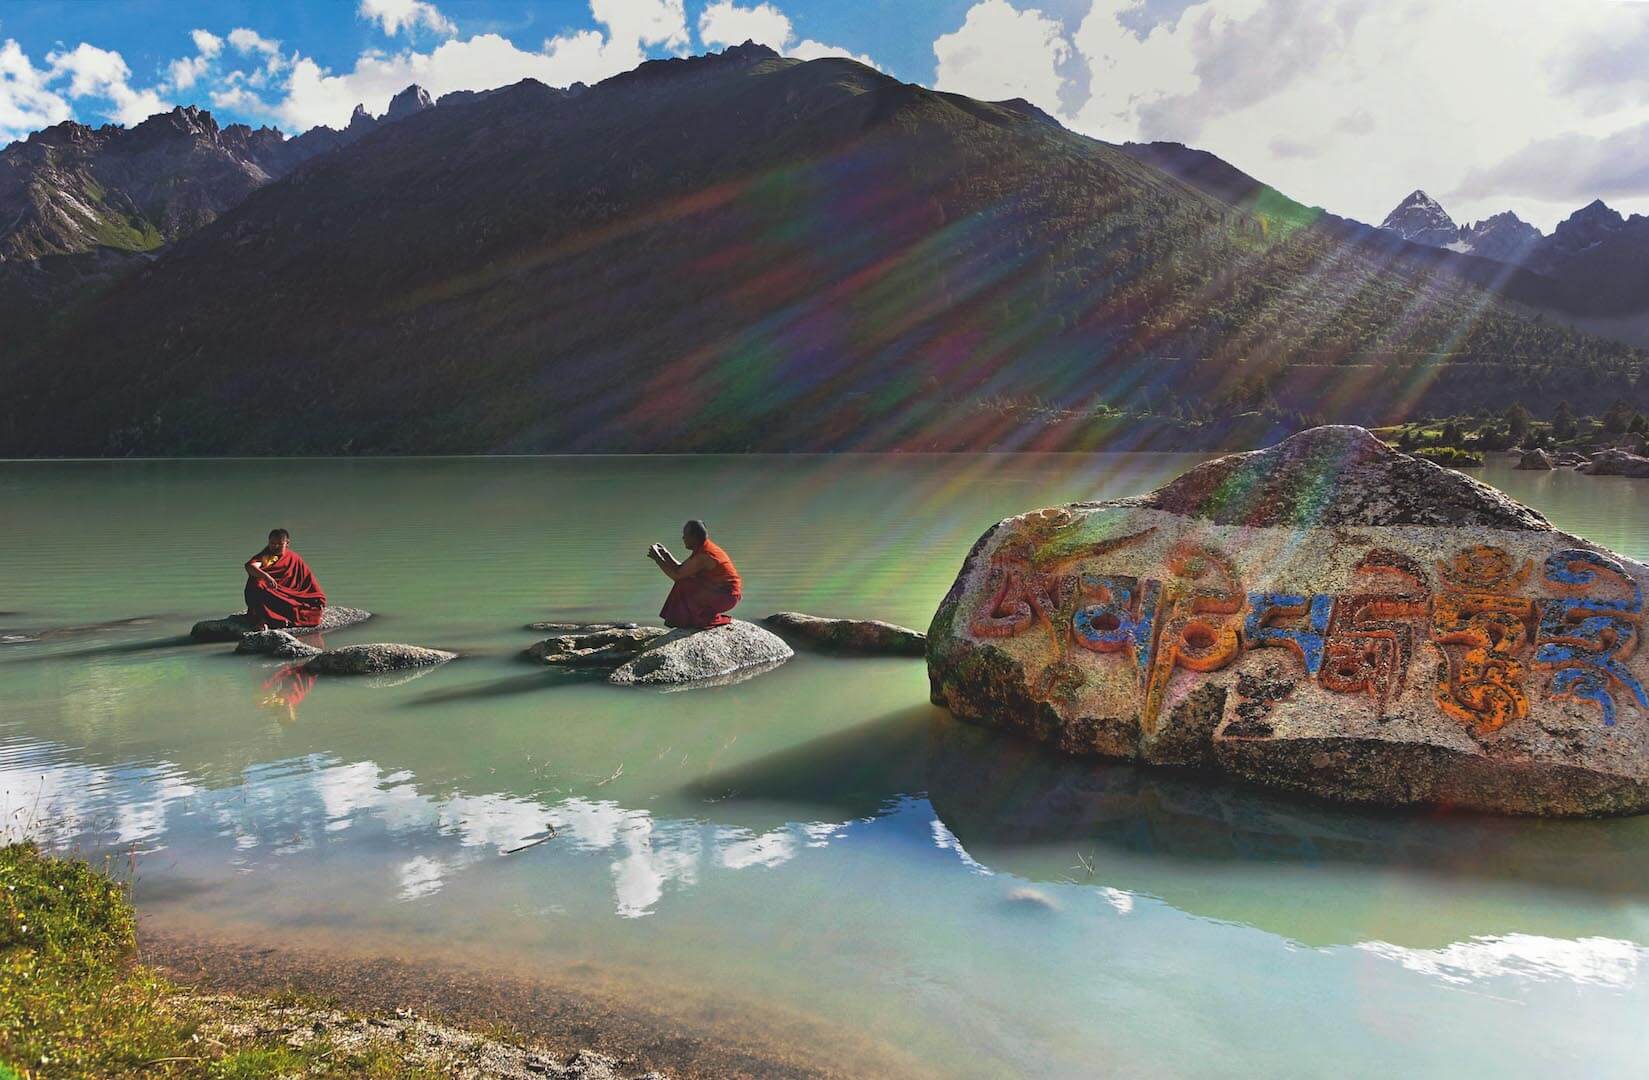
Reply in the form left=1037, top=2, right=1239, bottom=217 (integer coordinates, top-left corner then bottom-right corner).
left=3, top=454, right=1648, bottom=1077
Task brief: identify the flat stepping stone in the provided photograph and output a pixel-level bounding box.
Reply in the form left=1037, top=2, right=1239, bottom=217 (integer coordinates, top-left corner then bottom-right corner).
left=191, top=606, right=373, bottom=642
left=303, top=643, right=456, bottom=675
left=524, top=625, right=669, bottom=668
left=763, top=612, right=927, bottom=656
left=524, top=620, right=642, bottom=633
left=235, top=629, right=322, bottom=659
left=609, top=620, right=792, bottom=686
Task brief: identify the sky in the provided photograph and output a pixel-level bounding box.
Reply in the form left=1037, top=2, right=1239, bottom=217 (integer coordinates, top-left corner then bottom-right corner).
left=2, top=0, right=1648, bottom=231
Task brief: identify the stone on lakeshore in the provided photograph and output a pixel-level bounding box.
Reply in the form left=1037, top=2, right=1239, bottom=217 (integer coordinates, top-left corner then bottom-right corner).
left=608, top=621, right=792, bottom=686
left=1514, top=448, right=1553, bottom=471
left=926, top=425, right=1649, bottom=817
left=1552, top=451, right=1589, bottom=468
left=523, top=620, right=642, bottom=633
left=235, top=629, right=322, bottom=659
left=303, top=643, right=457, bottom=675
left=1582, top=448, right=1649, bottom=478
left=762, top=612, right=927, bottom=656
left=524, top=625, right=670, bottom=668
left=190, top=606, right=373, bottom=642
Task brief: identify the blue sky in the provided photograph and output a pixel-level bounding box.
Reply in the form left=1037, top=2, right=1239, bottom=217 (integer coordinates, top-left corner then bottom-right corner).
left=3, top=0, right=1647, bottom=230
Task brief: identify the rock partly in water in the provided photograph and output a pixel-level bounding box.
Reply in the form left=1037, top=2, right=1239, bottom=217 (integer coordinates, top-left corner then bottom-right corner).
left=524, top=620, right=642, bottom=633
left=1552, top=451, right=1589, bottom=468
left=235, top=629, right=322, bottom=659
left=525, top=625, right=670, bottom=668
left=1582, top=448, right=1649, bottom=477
left=762, top=612, right=927, bottom=656
left=303, top=643, right=457, bottom=675
left=608, top=621, right=792, bottom=686
left=190, top=606, right=373, bottom=642
left=927, top=425, right=1649, bottom=817
left=1514, top=448, right=1553, bottom=471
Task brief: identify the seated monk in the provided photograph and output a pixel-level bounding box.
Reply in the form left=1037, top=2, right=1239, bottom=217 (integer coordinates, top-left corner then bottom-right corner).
left=649, top=520, right=742, bottom=629
left=244, top=528, right=327, bottom=631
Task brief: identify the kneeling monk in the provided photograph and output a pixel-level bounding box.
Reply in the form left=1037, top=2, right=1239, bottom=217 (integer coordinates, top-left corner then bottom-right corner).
left=649, top=520, right=741, bottom=629
left=245, top=528, right=327, bottom=630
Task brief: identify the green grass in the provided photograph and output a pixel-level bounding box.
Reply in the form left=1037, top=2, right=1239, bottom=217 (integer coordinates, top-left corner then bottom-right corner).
left=0, top=843, right=455, bottom=1078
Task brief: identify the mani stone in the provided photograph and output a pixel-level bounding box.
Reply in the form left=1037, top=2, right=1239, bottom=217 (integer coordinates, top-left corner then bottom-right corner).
left=926, top=425, right=1649, bottom=817
left=303, top=643, right=457, bottom=675
left=524, top=624, right=670, bottom=667
left=1514, top=448, right=1553, bottom=471
left=608, top=621, right=793, bottom=686
left=190, top=606, right=373, bottom=642
left=762, top=612, right=927, bottom=656
left=235, top=629, right=322, bottom=659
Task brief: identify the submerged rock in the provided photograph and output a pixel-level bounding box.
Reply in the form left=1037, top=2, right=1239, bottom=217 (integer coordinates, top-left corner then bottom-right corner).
left=608, top=621, right=792, bottom=686
left=1582, top=448, right=1649, bottom=478
left=235, top=629, right=322, bottom=659
left=762, top=612, right=926, bottom=656
left=524, top=625, right=669, bottom=667
left=190, top=606, right=373, bottom=642
left=303, top=643, right=457, bottom=675
left=1514, top=448, right=1553, bottom=471
left=927, top=425, right=1649, bottom=817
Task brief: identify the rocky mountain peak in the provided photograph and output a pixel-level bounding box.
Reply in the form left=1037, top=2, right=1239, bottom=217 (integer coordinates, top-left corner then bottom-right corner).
left=1378, top=189, right=1459, bottom=247
left=347, top=104, right=374, bottom=130
left=386, top=84, right=434, bottom=122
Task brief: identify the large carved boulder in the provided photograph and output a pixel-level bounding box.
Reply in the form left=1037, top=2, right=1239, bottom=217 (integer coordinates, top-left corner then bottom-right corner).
left=927, top=426, right=1649, bottom=817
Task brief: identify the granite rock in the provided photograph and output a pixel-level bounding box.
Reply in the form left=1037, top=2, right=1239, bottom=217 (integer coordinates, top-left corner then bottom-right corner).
left=190, top=606, right=373, bottom=642
left=762, top=612, right=927, bottom=656
left=235, top=629, right=322, bottom=659
left=609, top=621, right=792, bottom=686
left=303, top=643, right=457, bottom=675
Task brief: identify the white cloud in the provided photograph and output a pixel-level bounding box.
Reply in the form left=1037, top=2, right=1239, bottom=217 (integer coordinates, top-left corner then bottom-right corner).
left=192, top=29, right=224, bottom=59
left=359, top=0, right=458, bottom=38
left=227, top=27, right=288, bottom=76
left=933, top=0, right=1070, bottom=116
left=270, top=0, right=692, bottom=130
left=1052, top=0, right=1649, bottom=229
left=0, top=39, right=72, bottom=144
left=167, top=30, right=225, bottom=92
left=697, top=1, right=878, bottom=67
left=46, top=43, right=169, bottom=126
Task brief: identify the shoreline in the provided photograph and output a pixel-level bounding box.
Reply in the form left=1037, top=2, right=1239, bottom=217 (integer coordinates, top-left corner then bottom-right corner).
left=137, top=924, right=897, bottom=1080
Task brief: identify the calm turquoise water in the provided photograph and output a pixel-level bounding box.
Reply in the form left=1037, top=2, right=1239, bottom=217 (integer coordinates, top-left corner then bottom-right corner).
left=3, top=455, right=1648, bottom=1077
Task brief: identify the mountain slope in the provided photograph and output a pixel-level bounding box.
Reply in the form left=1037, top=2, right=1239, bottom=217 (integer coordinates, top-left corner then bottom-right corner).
left=5, top=46, right=1646, bottom=454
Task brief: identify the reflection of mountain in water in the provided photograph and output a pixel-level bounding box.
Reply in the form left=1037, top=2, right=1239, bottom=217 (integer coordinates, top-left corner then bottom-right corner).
left=692, top=707, right=1649, bottom=947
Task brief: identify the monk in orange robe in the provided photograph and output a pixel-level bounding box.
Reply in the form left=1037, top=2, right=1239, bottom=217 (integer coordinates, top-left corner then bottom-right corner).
left=649, top=520, right=742, bottom=629
left=244, top=528, right=327, bottom=630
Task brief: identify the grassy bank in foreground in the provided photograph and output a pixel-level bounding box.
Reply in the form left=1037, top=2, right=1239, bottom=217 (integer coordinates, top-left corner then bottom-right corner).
left=0, top=843, right=653, bottom=1079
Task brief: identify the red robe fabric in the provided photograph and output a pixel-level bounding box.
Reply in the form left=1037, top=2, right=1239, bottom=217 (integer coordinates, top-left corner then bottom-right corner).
left=245, top=548, right=327, bottom=629
left=660, top=539, right=742, bottom=629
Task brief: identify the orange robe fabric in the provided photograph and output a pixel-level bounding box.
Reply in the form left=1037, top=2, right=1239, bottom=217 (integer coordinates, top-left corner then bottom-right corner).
left=660, top=539, right=742, bottom=628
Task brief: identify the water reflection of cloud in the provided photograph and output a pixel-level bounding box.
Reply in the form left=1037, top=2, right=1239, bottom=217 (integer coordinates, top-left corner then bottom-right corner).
left=1356, top=934, right=1645, bottom=988
left=2, top=739, right=862, bottom=918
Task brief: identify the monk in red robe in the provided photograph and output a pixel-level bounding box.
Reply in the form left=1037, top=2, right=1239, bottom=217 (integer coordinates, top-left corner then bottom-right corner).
left=649, top=520, right=742, bottom=629
left=244, top=529, right=327, bottom=630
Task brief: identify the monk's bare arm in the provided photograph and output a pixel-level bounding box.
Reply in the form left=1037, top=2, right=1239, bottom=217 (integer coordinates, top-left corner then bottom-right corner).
left=245, top=556, right=278, bottom=588
left=648, top=546, right=704, bottom=581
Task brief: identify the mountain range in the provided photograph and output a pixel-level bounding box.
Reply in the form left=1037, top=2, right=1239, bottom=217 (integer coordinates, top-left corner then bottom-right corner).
left=1379, top=190, right=1649, bottom=315
left=2, top=43, right=1646, bottom=455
